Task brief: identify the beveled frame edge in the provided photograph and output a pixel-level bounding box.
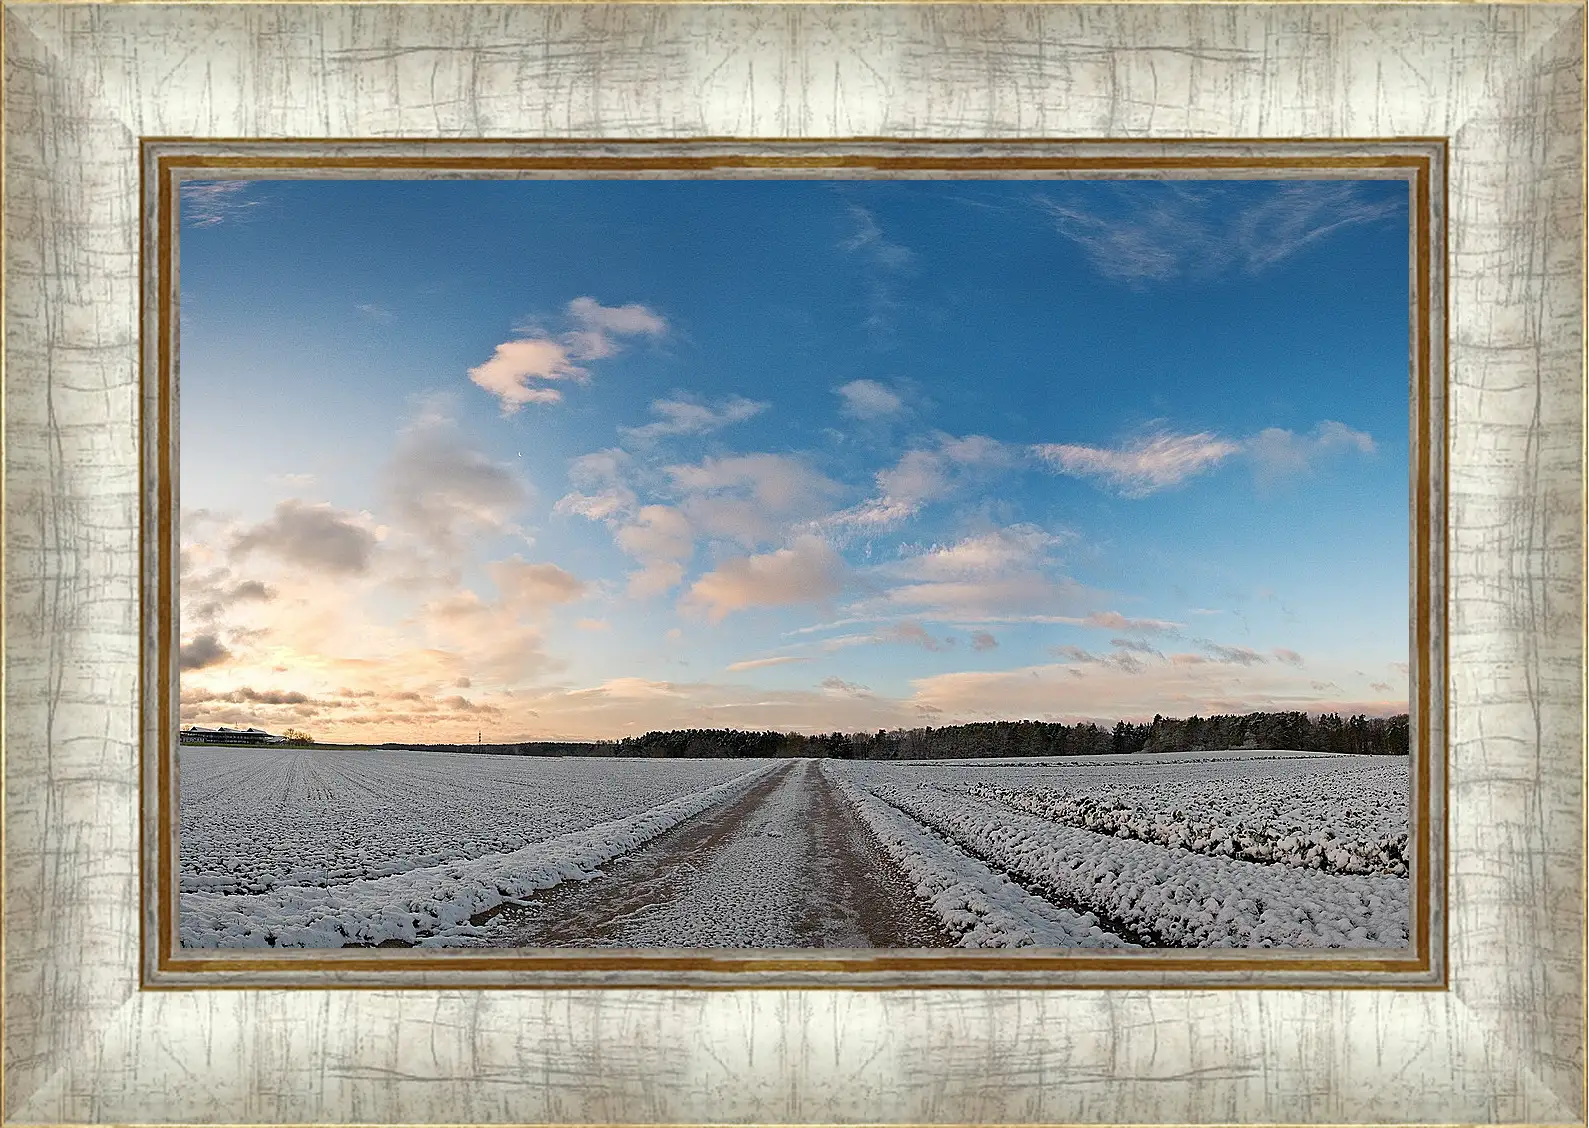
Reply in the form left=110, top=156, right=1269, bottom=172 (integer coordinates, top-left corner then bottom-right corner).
left=139, top=137, right=1447, bottom=992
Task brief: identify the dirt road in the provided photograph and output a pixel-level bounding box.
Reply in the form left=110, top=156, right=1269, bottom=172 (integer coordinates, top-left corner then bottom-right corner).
left=474, top=759, right=952, bottom=948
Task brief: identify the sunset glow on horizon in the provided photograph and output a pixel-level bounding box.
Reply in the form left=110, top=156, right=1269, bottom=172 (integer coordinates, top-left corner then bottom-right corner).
left=178, top=177, right=1411, bottom=743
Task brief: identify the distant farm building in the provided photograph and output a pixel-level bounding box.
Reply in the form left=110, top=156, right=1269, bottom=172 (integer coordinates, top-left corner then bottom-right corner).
left=180, top=726, right=288, bottom=746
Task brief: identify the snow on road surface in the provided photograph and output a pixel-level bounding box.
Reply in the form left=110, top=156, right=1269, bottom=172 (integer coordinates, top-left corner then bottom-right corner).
left=180, top=757, right=781, bottom=947
left=475, top=759, right=953, bottom=948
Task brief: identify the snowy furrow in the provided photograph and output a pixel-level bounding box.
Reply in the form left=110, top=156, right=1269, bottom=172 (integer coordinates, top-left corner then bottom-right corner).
left=852, top=780, right=1409, bottom=948
left=180, top=748, right=772, bottom=894
left=958, top=784, right=1408, bottom=877
left=825, top=765, right=1134, bottom=949
left=180, top=761, right=782, bottom=948
left=869, top=754, right=1410, bottom=846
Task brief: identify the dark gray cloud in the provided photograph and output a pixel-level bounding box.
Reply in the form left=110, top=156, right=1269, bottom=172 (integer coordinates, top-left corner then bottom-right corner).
left=1198, top=641, right=1268, bottom=666
left=1052, top=643, right=1150, bottom=674
left=181, top=685, right=311, bottom=705
left=231, top=500, right=377, bottom=575
left=179, top=634, right=232, bottom=671
left=884, top=621, right=953, bottom=652
left=186, top=576, right=276, bottom=623
left=441, top=695, right=501, bottom=715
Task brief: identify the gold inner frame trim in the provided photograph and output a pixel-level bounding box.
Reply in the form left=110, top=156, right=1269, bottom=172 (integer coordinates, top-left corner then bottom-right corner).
left=143, top=140, right=1447, bottom=989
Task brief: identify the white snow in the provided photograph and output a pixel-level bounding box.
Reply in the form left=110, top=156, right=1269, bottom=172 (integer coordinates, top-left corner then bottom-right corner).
left=179, top=747, right=774, bottom=895
left=933, top=757, right=1409, bottom=877
left=492, top=759, right=848, bottom=948
left=180, top=746, right=1412, bottom=951
left=179, top=757, right=780, bottom=947
left=831, top=755, right=1410, bottom=949
left=823, top=763, right=1134, bottom=949
left=898, top=747, right=1341, bottom=768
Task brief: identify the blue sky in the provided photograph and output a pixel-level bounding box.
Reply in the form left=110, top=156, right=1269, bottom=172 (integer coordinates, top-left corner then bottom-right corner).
left=177, top=175, right=1411, bottom=742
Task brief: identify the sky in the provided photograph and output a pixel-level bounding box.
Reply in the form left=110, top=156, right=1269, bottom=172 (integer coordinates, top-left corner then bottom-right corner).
left=177, top=175, right=1412, bottom=743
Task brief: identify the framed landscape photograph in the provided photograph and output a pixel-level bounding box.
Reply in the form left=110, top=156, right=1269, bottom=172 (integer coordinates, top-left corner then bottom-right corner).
left=4, top=2, right=1583, bottom=1125
left=160, top=147, right=1440, bottom=982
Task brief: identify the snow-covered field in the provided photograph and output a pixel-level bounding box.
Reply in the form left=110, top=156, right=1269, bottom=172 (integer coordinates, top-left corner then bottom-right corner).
left=901, top=754, right=1409, bottom=876
left=833, top=771, right=1135, bottom=949
left=180, top=747, right=773, bottom=894
left=178, top=746, right=1410, bottom=950
left=828, top=752, right=1411, bottom=948
left=179, top=748, right=779, bottom=947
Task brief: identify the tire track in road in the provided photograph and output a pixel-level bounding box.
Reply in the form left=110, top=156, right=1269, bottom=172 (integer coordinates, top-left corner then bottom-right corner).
left=475, top=759, right=952, bottom=949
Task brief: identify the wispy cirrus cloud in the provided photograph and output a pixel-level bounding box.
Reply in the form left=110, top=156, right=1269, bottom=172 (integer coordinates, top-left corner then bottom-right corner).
left=850, top=524, right=1094, bottom=624
left=841, top=205, right=915, bottom=336
left=1033, top=430, right=1240, bottom=498
left=620, top=395, right=768, bottom=443
left=895, top=525, right=1067, bottom=581
left=1035, top=180, right=1405, bottom=287
left=469, top=297, right=667, bottom=413
left=181, top=181, right=263, bottom=228
left=1033, top=420, right=1375, bottom=498
left=825, top=434, right=1014, bottom=529
left=726, top=655, right=811, bottom=672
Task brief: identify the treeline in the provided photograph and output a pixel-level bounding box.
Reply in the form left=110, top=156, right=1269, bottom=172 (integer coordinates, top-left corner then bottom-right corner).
left=379, top=710, right=1409, bottom=760
left=1105, top=710, right=1410, bottom=758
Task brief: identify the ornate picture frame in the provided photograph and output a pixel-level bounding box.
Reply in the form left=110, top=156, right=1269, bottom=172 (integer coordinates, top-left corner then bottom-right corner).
left=4, top=2, right=1583, bottom=1123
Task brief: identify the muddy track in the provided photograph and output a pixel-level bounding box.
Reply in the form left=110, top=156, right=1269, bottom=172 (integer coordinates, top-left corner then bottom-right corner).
left=475, top=760, right=953, bottom=949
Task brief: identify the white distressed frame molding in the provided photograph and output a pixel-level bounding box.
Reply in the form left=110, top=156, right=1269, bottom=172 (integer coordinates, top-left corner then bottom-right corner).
left=3, top=3, right=1585, bottom=1125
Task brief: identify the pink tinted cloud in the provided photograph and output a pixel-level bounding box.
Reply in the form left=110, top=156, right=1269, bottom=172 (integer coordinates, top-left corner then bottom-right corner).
left=1081, top=610, right=1181, bottom=634
left=468, top=338, right=587, bottom=411
left=470, top=298, right=666, bottom=414
left=681, top=535, right=847, bottom=622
